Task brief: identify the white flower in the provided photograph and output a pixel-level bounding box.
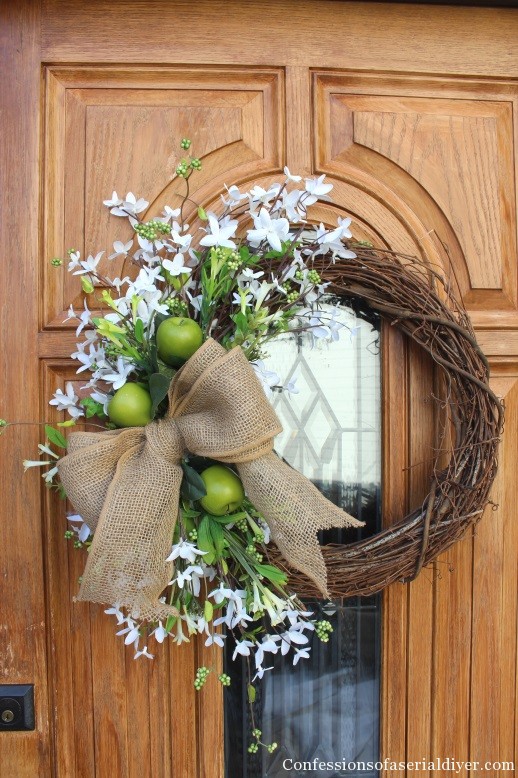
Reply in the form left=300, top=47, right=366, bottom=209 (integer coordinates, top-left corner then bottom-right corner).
left=232, top=290, right=253, bottom=311
left=73, top=251, right=104, bottom=276
left=205, top=632, right=226, bottom=648
left=254, top=636, right=280, bottom=668
left=170, top=564, right=204, bottom=590
left=101, top=357, right=134, bottom=390
left=71, top=341, right=105, bottom=374
left=109, top=239, right=133, bottom=260
left=221, top=184, right=247, bottom=206
left=107, top=192, right=148, bottom=218
left=283, top=166, right=302, bottom=182
left=312, top=221, right=356, bottom=259
left=67, top=514, right=91, bottom=543
left=247, top=208, right=290, bottom=253
left=23, top=458, right=56, bottom=471
left=49, top=382, right=84, bottom=419
left=304, top=174, right=333, bottom=199
left=293, top=647, right=311, bottom=665
left=236, top=268, right=264, bottom=288
left=247, top=184, right=281, bottom=215
left=278, top=627, right=310, bottom=656
left=209, top=584, right=246, bottom=606
left=252, top=361, right=280, bottom=399
left=252, top=665, right=274, bottom=682
left=90, top=389, right=110, bottom=415
left=111, top=276, right=130, bottom=292
left=199, top=213, right=237, bottom=249
left=171, top=619, right=190, bottom=645
left=67, top=251, right=82, bottom=272
left=126, top=266, right=164, bottom=296
left=103, top=191, right=123, bottom=208
left=134, top=645, right=154, bottom=660
left=232, top=639, right=255, bottom=660
left=166, top=540, right=207, bottom=564
left=104, top=603, right=125, bottom=625
left=251, top=280, right=274, bottom=309
left=281, top=189, right=305, bottom=222
left=160, top=205, right=181, bottom=223
left=284, top=377, right=299, bottom=395
left=117, top=619, right=141, bottom=647
left=162, top=254, right=192, bottom=277
left=152, top=622, right=168, bottom=643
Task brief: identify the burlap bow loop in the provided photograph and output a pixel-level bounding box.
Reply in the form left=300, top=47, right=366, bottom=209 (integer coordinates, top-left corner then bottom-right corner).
left=58, top=338, right=363, bottom=621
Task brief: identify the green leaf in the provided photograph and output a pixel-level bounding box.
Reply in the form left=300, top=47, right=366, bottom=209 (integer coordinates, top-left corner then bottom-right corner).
left=165, top=615, right=177, bottom=632
left=134, top=318, right=144, bottom=343
left=149, top=372, right=171, bottom=417
left=80, top=397, right=106, bottom=419
left=204, top=600, right=214, bottom=622
left=44, top=424, right=67, bottom=449
left=208, top=518, right=226, bottom=559
left=197, top=205, right=208, bottom=221
left=211, top=511, right=247, bottom=524
left=197, top=516, right=215, bottom=564
left=81, top=276, right=94, bottom=294
left=180, top=463, right=207, bottom=501
left=247, top=684, right=256, bottom=703
left=254, top=564, right=288, bottom=585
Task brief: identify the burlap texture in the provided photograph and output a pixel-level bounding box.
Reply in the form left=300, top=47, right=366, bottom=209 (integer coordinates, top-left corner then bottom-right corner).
left=58, top=338, right=363, bottom=619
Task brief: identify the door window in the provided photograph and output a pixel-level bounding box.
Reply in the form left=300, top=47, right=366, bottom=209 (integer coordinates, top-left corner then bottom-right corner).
left=225, top=299, right=382, bottom=777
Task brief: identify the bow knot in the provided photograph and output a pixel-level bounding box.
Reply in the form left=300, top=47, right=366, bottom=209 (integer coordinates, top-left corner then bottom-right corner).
left=58, top=339, right=363, bottom=620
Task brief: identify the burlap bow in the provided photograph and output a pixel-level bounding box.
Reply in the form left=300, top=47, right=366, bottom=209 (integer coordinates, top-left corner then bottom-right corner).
left=58, top=338, right=363, bottom=620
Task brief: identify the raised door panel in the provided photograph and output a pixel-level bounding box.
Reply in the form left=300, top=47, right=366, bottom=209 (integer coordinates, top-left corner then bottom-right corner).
left=314, top=72, right=518, bottom=327
left=43, top=66, right=284, bottom=330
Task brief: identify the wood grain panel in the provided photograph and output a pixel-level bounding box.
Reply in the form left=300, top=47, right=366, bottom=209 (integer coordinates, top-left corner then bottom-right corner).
left=406, top=343, right=436, bottom=778
left=41, top=1, right=518, bottom=78
left=314, top=71, right=518, bottom=321
left=41, top=361, right=198, bottom=776
left=0, top=1, right=51, bottom=775
left=381, top=327, right=409, bottom=777
left=469, top=373, right=518, bottom=774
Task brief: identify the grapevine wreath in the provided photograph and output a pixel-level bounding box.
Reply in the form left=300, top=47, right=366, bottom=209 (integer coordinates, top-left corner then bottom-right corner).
left=270, top=247, right=504, bottom=598
left=13, top=140, right=502, bottom=752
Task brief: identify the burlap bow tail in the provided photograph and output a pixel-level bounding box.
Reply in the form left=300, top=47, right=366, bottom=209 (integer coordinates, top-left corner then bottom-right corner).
left=58, top=339, right=362, bottom=620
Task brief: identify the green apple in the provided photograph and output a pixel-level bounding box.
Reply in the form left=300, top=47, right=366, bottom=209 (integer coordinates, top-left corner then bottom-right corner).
left=156, top=316, right=203, bottom=367
left=108, top=383, right=153, bottom=427
left=199, top=464, right=245, bottom=516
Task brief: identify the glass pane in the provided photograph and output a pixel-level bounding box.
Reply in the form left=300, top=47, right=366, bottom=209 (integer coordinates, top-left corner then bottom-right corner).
left=225, top=300, right=382, bottom=778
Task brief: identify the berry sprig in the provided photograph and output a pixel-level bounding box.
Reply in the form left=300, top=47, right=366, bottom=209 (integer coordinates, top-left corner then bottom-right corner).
left=315, top=619, right=333, bottom=642
left=248, top=728, right=278, bottom=754
left=194, top=666, right=210, bottom=690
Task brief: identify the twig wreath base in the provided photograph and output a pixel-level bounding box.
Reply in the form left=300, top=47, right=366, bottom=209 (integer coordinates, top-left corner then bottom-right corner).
left=269, top=246, right=504, bottom=599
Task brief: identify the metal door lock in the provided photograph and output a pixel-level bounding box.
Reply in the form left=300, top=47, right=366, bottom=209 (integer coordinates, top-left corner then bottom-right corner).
left=0, top=685, right=35, bottom=731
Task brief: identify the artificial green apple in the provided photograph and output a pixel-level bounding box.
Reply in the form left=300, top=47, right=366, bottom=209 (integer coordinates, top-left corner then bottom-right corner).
left=199, top=464, right=245, bottom=516
left=108, top=383, right=153, bottom=427
left=156, top=316, right=203, bottom=367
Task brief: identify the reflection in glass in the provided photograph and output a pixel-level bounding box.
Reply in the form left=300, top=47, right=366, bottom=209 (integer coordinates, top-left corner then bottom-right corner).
left=225, top=301, right=382, bottom=778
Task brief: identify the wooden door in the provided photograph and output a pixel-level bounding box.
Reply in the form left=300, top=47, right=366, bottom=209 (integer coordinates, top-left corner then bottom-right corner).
left=2, top=2, right=517, bottom=775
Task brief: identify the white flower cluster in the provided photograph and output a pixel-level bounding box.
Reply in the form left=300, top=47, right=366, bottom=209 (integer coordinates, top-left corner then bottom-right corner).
left=104, top=537, right=314, bottom=670
left=50, top=169, right=355, bottom=417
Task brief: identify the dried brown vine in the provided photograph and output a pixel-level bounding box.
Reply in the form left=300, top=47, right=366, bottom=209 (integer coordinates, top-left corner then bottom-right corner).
left=269, top=246, right=504, bottom=599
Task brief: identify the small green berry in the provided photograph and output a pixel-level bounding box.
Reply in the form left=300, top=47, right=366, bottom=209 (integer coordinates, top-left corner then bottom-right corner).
left=51, top=257, right=63, bottom=267
left=180, top=138, right=191, bottom=150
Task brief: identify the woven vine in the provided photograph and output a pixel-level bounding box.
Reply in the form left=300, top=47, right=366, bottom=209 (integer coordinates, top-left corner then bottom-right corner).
left=268, top=247, right=504, bottom=598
